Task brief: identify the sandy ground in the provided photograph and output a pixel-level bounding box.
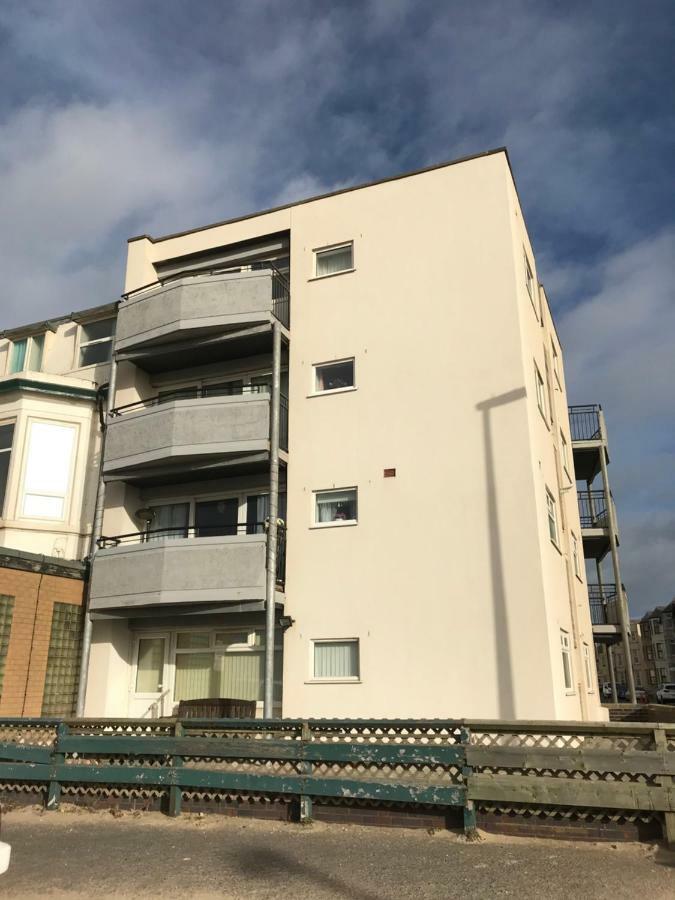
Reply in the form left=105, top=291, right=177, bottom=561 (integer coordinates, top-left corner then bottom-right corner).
left=0, top=805, right=673, bottom=899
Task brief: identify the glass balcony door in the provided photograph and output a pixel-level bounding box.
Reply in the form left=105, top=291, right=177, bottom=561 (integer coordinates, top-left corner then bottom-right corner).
left=195, top=498, right=239, bottom=537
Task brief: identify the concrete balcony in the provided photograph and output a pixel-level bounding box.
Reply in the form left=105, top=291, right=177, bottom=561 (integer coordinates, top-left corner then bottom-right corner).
left=116, top=270, right=289, bottom=354
left=89, top=532, right=283, bottom=612
left=578, top=490, right=619, bottom=560
left=104, top=391, right=273, bottom=478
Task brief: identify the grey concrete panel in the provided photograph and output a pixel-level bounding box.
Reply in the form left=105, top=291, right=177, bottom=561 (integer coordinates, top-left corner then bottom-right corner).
left=116, top=271, right=275, bottom=351
left=89, top=535, right=268, bottom=610
left=103, top=394, right=270, bottom=473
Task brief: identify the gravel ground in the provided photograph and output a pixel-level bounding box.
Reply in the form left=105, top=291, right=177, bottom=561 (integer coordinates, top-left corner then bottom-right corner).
left=0, top=806, right=673, bottom=899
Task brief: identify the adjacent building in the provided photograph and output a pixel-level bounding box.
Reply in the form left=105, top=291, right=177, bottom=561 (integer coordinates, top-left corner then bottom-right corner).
left=598, top=601, right=675, bottom=695
left=0, top=307, right=115, bottom=714
left=75, top=148, right=607, bottom=721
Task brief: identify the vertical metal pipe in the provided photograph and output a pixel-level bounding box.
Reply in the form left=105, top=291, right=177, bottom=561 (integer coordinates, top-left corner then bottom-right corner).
left=264, top=322, right=281, bottom=718
left=75, top=354, right=118, bottom=717
left=606, top=644, right=618, bottom=704
left=598, top=410, right=636, bottom=704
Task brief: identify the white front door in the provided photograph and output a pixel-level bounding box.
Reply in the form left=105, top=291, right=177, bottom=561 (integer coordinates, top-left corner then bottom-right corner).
left=129, top=634, right=172, bottom=718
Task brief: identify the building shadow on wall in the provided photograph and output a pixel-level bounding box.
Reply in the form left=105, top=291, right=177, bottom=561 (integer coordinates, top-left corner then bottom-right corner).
left=476, top=387, right=527, bottom=721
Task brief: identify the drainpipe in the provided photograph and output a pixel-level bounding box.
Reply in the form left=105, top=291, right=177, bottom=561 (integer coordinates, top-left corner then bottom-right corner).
left=75, top=354, right=118, bottom=717
left=263, top=321, right=281, bottom=718
left=598, top=410, right=636, bottom=704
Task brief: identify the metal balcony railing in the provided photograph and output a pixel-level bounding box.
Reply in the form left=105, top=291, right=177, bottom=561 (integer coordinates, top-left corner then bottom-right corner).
left=110, top=382, right=272, bottom=416
left=587, top=584, right=619, bottom=625
left=578, top=490, right=609, bottom=528
left=97, top=522, right=287, bottom=588
left=568, top=404, right=602, bottom=442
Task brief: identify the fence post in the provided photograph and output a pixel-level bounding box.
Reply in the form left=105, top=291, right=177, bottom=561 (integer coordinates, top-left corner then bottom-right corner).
left=47, top=722, right=68, bottom=811
left=460, top=725, right=477, bottom=837
left=300, top=720, right=313, bottom=824
left=169, top=722, right=183, bottom=818
left=653, top=727, right=674, bottom=848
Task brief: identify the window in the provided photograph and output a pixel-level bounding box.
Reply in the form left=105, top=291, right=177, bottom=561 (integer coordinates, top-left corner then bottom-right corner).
left=21, top=421, right=76, bottom=520
left=546, top=490, right=559, bottom=545
left=552, top=341, right=561, bottom=386
left=173, top=629, right=268, bottom=703
left=313, top=359, right=355, bottom=393
left=648, top=669, right=657, bottom=685
left=78, top=318, right=115, bottom=367
left=534, top=364, right=546, bottom=419
left=525, top=253, right=535, bottom=305
left=146, top=503, right=189, bottom=540
left=246, top=492, right=287, bottom=534
left=560, top=630, right=573, bottom=691
left=314, top=488, right=357, bottom=525
left=0, top=595, right=14, bottom=699
left=314, top=242, right=353, bottom=278
left=582, top=643, right=593, bottom=692
left=571, top=533, right=581, bottom=578
left=0, top=423, right=15, bottom=516
left=312, top=639, right=360, bottom=680
left=9, top=335, right=44, bottom=374
left=41, top=602, right=83, bottom=716
left=646, top=646, right=654, bottom=661
left=561, top=431, right=571, bottom=478
left=656, top=644, right=664, bottom=659
left=194, top=498, right=239, bottom=537
left=135, top=638, right=166, bottom=693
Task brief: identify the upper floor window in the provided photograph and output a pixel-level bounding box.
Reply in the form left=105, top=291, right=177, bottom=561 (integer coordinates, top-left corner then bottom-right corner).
left=546, top=489, right=559, bottom=546
left=560, top=630, right=573, bottom=692
left=561, top=431, right=571, bottom=478
left=314, top=242, right=354, bottom=278
left=21, top=421, right=77, bottom=521
left=0, top=423, right=15, bottom=516
left=79, top=318, right=115, bottom=367
left=525, top=253, right=535, bottom=306
left=9, top=334, right=44, bottom=374
left=551, top=341, right=561, bottom=386
left=314, top=488, right=357, bottom=526
left=534, top=363, right=546, bottom=420
left=571, top=532, right=581, bottom=578
left=313, top=359, right=355, bottom=393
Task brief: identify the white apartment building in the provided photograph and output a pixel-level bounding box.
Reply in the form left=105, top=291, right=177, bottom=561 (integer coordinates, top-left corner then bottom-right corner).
left=77, top=148, right=605, bottom=721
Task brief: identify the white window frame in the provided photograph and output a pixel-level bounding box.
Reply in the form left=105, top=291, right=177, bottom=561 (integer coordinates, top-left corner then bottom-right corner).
left=144, top=487, right=279, bottom=536
left=311, top=358, right=356, bottom=396
left=309, top=638, right=360, bottom=683
left=561, top=430, right=571, bottom=480
left=77, top=318, right=115, bottom=368
left=19, top=419, right=78, bottom=522
left=312, top=241, right=355, bottom=279
left=9, top=334, right=44, bottom=374
left=551, top=340, right=562, bottom=388
left=571, top=532, right=582, bottom=579
left=0, top=419, right=15, bottom=518
left=546, top=489, right=559, bottom=547
left=525, top=252, right=536, bottom=309
left=560, top=630, right=574, bottom=693
left=583, top=643, right=594, bottom=693
left=312, top=487, right=358, bottom=528
left=534, top=363, right=547, bottom=421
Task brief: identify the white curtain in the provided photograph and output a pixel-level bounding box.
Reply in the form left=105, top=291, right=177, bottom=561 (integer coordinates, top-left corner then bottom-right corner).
left=218, top=652, right=264, bottom=701
left=316, top=490, right=355, bottom=523
left=174, top=652, right=215, bottom=700
left=314, top=641, right=359, bottom=678
left=135, top=638, right=165, bottom=693
left=316, top=245, right=352, bottom=276
left=148, top=503, right=189, bottom=540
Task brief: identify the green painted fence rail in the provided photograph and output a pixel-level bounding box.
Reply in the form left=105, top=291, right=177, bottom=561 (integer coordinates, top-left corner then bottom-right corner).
left=0, top=717, right=674, bottom=843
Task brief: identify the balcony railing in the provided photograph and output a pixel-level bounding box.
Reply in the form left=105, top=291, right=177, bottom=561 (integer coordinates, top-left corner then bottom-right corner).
left=587, top=584, right=618, bottom=625
left=578, top=490, right=609, bottom=528
left=568, top=404, right=602, bottom=442
left=110, top=383, right=272, bottom=417
left=98, top=522, right=287, bottom=587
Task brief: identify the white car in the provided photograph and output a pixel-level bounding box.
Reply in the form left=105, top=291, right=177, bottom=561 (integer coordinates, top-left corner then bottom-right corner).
left=656, top=683, right=675, bottom=703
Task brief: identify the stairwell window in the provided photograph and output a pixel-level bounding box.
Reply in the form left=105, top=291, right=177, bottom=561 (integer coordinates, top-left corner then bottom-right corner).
left=546, top=489, right=559, bottom=546
left=79, top=318, right=115, bottom=367
left=312, top=639, right=360, bottom=681
left=314, top=242, right=354, bottom=278
left=314, top=488, right=357, bottom=526
left=560, top=630, right=573, bottom=692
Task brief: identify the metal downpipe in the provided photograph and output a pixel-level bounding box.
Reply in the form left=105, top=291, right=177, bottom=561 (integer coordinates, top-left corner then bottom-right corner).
left=263, top=322, right=282, bottom=718
left=75, top=354, right=118, bottom=717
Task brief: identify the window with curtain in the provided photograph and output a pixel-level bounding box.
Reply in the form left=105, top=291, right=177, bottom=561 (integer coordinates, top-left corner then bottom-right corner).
left=0, top=423, right=15, bottom=516
left=315, top=488, right=357, bottom=524
left=21, top=421, right=77, bottom=520
left=173, top=630, right=270, bottom=703
left=314, top=243, right=353, bottom=277
left=313, top=640, right=359, bottom=680
left=147, top=502, right=189, bottom=540
left=9, top=339, right=27, bottom=373
left=135, top=637, right=165, bottom=693
left=246, top=492, right=287, bottom=534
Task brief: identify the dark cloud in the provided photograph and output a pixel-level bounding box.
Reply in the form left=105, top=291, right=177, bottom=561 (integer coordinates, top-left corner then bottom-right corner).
left=0, top=0, right=673, bottom=612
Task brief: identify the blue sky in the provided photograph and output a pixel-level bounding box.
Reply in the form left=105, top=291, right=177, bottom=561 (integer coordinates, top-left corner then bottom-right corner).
left=0, top=0, right=673, bottom=614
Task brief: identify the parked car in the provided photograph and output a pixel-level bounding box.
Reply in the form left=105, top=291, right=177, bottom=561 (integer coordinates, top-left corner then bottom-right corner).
left=656, top=683, right=675, bottom=704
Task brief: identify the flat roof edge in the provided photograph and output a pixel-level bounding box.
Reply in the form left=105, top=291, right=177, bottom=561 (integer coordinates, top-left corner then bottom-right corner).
left=128, top=147, right=511, bottom=245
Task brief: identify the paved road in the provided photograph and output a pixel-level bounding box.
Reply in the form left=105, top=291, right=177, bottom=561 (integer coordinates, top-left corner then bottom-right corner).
left=0, top=807, right=673, bottom=898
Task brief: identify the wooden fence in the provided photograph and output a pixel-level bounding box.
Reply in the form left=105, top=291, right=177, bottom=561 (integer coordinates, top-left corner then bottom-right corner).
left=0, top=717, right=673, bottom=844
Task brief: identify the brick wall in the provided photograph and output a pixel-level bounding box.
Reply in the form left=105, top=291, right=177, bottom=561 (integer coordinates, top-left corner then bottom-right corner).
left=0, top=565, right=85, bottom=716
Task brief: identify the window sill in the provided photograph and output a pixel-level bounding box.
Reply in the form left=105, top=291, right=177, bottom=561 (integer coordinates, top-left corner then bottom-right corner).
left=307, top=387, right=357, bottom=398
left=308, top=268, right=356, bottom=282
left=550, top=538, right=563, bottom=555
left=305, top=679, right=361, bottom=685
left=310, top=521, right=358, bottom=530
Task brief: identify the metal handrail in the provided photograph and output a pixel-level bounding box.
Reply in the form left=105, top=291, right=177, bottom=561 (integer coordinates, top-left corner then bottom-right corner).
left=109, top=382, right=276, bottom=417
left=578, top=491, right=610, bottom=528
left=568, top=404, right=602, bottom=442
